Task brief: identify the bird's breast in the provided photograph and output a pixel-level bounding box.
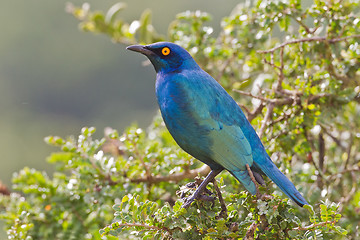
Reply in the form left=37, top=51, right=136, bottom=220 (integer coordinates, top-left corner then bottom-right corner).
left=155, top=73, right=216, bottom=163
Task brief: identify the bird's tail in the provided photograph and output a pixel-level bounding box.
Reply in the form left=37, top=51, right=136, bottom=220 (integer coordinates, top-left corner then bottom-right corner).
left=257, top=159, right=308, bottom=207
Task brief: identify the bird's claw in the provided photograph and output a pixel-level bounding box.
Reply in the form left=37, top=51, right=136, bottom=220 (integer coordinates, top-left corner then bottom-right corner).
left=182, top=193, right=216, bottom=208
left=182, top=197, right=194, bottom=208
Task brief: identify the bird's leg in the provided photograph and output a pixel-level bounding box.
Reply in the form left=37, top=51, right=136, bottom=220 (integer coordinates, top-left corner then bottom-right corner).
left=212, top=178, right=227, bottom=218
left=182, top=169, right=222, bottom=208
left=245, top=164, right=261, bottom=199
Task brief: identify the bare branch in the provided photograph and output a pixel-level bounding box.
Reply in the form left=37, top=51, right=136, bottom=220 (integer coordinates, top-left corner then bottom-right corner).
left=247, top=103, right=265, bottom=123
left=130, top=165, right=210, bottom=184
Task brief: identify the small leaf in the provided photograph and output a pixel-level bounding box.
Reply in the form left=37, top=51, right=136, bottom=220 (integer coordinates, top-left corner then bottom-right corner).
left=304, top=204, right=315, bottom=216
left=105, top=2, right=127, bottom=23
left=122, top=195, right=129, bottom=203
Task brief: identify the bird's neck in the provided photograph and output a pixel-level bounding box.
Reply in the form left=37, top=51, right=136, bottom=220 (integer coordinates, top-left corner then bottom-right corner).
left=158, top=58, right=200, bottom=74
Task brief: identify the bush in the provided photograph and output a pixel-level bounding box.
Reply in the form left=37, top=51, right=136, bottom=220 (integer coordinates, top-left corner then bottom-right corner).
left=1, top=0, right=359, bottom=239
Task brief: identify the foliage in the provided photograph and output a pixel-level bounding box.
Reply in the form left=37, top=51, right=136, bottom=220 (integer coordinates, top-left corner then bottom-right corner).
left=0, top=126, right=346, bottom=239
left=1, top=0, right=360, bottom=239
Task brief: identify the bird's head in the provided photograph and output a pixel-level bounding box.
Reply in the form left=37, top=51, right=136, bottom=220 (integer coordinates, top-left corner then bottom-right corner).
left=126, top=42, right=197, bottom=73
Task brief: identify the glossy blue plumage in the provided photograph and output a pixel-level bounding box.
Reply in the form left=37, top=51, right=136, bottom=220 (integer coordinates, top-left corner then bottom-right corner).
left=127, top=42, right=308, bottom=207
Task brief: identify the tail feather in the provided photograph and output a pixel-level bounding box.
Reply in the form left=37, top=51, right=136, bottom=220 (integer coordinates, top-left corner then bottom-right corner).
left=231, top=170, right=257, bottom=195
left=257, top=160, right=308, bottom=207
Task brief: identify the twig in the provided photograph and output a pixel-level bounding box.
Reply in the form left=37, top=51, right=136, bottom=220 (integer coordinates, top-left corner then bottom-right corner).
left=244, top=222, right=258, bottom=240
left=246, top=164, right=260, bottom=198
left=247, top=103, right=265, bottom=123
left=293, top=17, right=319, bottom=34
left=111, top=222, right=171, bottom=234
left=317, top=133, right=325, bottom=188
left=269, top=107, right=300, bottom=127
left=263, top=58, right=281, bottom=71
left=302, top=127, right=328, bottom=184
left=327, top=167, right=360, bottom=180
left=276, top=47, right=285, bottom=91
left=130, top=137, right=152, bottom=181
left=233, top=89, right=269, bottom=102
left=212, top=179, right=227, bottom=218
left=235, top=89, right=335, bottom=134
left=293, top=220, right=336, bottom=231
left=257, top=34, right=360, bottom=54
left=259, top=102, right=275, bottom=138
left=343, top=134, right=353, bottom=170
left=338, top=171, right=357, bottom=212
left=320, top=124, right=346, bottom=151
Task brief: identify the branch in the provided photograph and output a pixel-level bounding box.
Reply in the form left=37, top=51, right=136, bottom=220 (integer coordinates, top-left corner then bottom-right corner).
left=259, top=102, right=275, bottom=138
left=303, top=128, right=328, bottom=184
left=247, top=103, right=265, bottom=123
left=338, top=171, right=357, bottom=212
left=233, top=89, right=269, bottom=102
left=257, top=34, right=360, bottom=54
left=112, top=222, right=171, bottom=234
left=320, top=124, right=347, bottom=151
left=293, top=220, right=336, bottom=231
left=317, top=133, right=325, bottom=188
left=268, top=107, right=301, bottom=128
left=327, top=167, right=360, bottom=180
left=293, top=17, right=319, bottom=34
left=244, top=222, right=258, bottom=240
left=130, top=165, right=210, bottom=184
left=343, top=133, right=353, bottom=170
left=236, top=89, right=333, bottom=124
left=246, top=164, right=261, bottom=198
left=212, top=179, right=227, bottom=218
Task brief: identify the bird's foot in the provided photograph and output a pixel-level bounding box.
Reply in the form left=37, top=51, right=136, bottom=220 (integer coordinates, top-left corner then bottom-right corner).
left=182, top=194, right=215, bottom=208
left=182, top=193, right=215, bottom=208
left=182, top=195, right=195, bottom=208
left=181, top=181, right=215, bottom=208
left=179, top=169, right=223, bottom=209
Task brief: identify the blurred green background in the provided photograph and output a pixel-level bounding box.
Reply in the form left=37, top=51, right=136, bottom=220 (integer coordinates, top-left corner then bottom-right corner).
left=0, top=0, right=240, bottom=188
left=0, top=1, right=240, bottom=236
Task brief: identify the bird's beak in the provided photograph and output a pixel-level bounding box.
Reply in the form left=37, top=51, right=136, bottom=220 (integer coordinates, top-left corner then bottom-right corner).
left=126, top=44, right=153, bottom=56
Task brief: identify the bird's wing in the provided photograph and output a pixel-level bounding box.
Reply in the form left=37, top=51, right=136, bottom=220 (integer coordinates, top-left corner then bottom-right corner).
left=205, top=120, right=253, bottom=170
left=180, top=71, right=258, bottom=194
left=205, top=121, right=257, bottom=194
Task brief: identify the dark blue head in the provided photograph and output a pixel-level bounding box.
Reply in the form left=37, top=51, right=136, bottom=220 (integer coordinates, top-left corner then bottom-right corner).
left=126, top=42, right=198, bottom=73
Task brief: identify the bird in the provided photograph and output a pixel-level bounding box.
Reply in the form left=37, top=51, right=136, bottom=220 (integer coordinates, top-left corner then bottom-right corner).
left=127, top=42, right=308, bottom=207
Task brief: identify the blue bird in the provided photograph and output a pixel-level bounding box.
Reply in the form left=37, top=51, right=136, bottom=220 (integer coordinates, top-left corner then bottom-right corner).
left=127, top=42, right=308, bottom=207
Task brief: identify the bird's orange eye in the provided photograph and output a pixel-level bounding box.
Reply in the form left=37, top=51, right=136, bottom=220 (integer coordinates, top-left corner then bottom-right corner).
left=162, top=47, right=170, bottom=56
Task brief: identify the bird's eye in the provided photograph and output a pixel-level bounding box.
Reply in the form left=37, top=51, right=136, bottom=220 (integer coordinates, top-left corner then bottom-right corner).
left=161, top=47, right=171, bottom=56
